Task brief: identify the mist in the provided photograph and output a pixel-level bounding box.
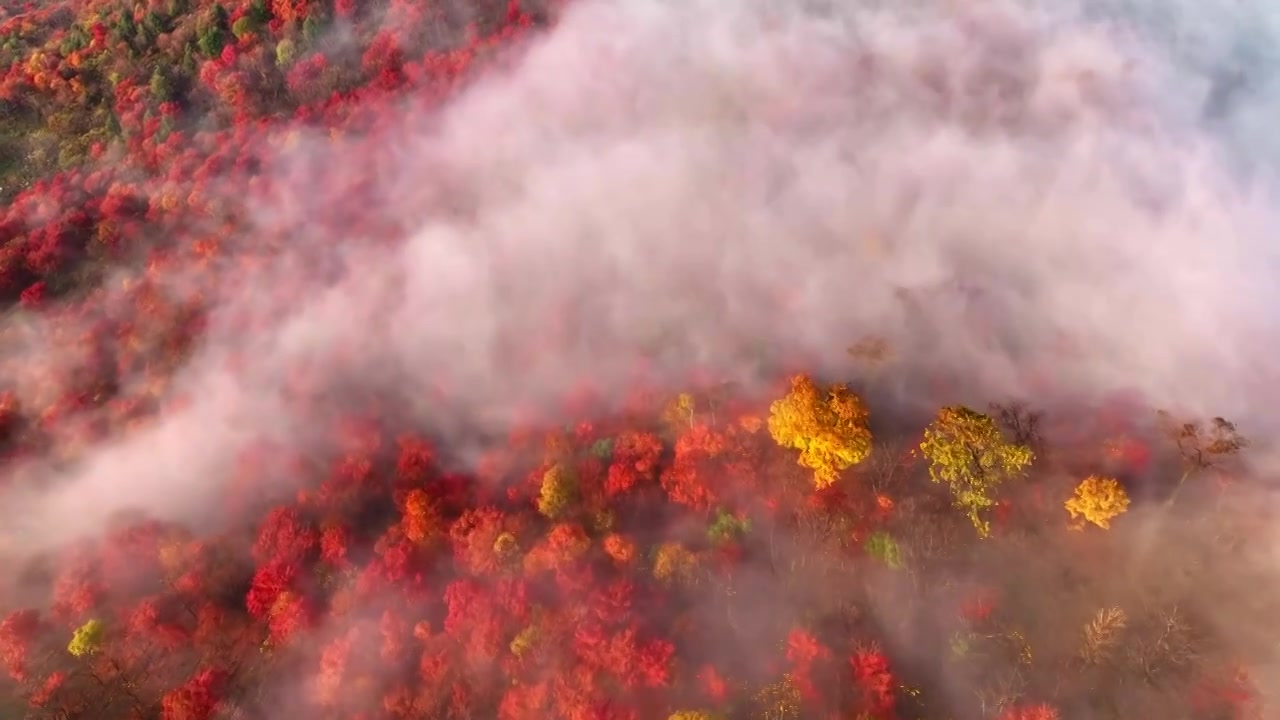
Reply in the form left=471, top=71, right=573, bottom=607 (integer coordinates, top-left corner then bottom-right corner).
left=3, top=0, right=1280, bottom=717
left=4, top=1, right=1280, bottom=707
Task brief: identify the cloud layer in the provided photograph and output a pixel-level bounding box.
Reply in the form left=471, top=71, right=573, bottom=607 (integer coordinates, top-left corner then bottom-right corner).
left=5, top=0, right=1280, bottom=558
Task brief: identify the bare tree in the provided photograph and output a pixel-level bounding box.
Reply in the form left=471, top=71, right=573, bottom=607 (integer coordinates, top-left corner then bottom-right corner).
left=1156, top=412, right=1248, bottom=504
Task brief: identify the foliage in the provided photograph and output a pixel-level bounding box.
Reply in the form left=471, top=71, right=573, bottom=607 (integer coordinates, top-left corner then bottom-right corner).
left=509, top=623, right=541, bottom=658
left=864, top=531, right=904, bottom=569
left=997, top=704, right=1060, bottom=720
left=1065, top=476, right=1130, bottom=530
left=707, top=508, right=751, bottom=545
left=752, top=674, right=803, bottom=720
left=0, top=1, right=1264, bottom=719
left=919, top=406, right=1034, bottom=536
left=653, top=542, right=699, bottom=586
left=536, top=462, right=577, bottom=519
left=67, top=618, right=105, bottom=657
left=768, top=374, right=873, bottom=487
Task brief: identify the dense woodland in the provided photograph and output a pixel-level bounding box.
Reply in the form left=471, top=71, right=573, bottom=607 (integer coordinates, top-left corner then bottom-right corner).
left=0, top=0, right=1270, bottom=718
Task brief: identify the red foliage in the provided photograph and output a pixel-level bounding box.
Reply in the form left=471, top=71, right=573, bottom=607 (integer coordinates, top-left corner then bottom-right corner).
left=698, top=664, right=729, bottom=703
left=996, top=704, right=1060, bottom=720
left=1191, top=664, right=1261, bottom=720
left=0, top=609, right=42, bottom=681
left=320, top=523, right=352, bottom=567
left=253, top=506, right=319, bottom=564
left=660, top=424, right=726, bottom=510
left=161, top=668, right=228, bottom=720
left=0, top=3, right=1257, bottom=719
left=19, top=281, right=45, bottom=307
left=850, top=647, right=897, bottom=718
left=29, top=671, right=66, bottom=707
left=960, top=589, right=997, bottom=623
left=246, top=559, right=299, bottom=618
left=606, top=431, right=663, bottom=497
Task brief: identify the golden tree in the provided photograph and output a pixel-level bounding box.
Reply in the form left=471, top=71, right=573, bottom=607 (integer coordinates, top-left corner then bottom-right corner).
left=537, top=463, right=577, bottom=520
left=751, top=674, right=802, bottom=720
left=68, top=618, right=105, bottom=657
left=653, top=542, right=699, bottom=586
left=509, top=623, right=541, bottom=659
left=918, top=406, right=1034, bottom=537
left=1065, top=476, right=1130, bottom=530
left=768, top=374, right=872, bottom=488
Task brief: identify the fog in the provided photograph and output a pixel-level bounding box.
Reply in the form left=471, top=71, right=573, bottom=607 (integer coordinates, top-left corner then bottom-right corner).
left=3, top=1, right=1280, bottom=700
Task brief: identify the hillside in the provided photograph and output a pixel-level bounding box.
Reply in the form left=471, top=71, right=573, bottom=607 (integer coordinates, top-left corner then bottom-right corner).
left=0, top=1, right=1274, bottom=719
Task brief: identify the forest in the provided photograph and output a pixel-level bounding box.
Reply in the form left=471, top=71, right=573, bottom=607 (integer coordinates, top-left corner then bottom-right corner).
left=0, top=0, right=1275, bottom=718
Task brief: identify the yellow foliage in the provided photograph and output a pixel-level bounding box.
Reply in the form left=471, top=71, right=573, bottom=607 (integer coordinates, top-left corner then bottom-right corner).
left=1065, top=476, right=1130, bottom=530
left=68, top=619, right=105, bottom=658
left=653, top=542, right=699, bottom=586
left=669, top=711, right=726, bottom=720
left=510, top=624, right=541, bottom=658
left=536, top=463, right=577, bottom=520
left=662, top=392, right=698, bottom=432
left=592, top=509, right=616, bottom=533
left=751, top=674, right=802, bottom=720
left=492, top=532, right=520, bottom=563
left=918, top=406, right=1034, bottom=537
left=768, top=374, right=873, bottom=488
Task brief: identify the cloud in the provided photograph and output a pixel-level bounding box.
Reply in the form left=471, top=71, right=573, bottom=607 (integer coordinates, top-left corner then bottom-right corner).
left=4, top=0, right=1280, bottom=567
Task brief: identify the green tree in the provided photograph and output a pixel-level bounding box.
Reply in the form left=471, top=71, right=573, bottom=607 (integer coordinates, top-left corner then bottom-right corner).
left=143, top=11, right=168, bottom=37
left=589, top=437, right=614, bottom=460
left=149, top=70, right=172, bottom=102
left=198, top=5, right=230, bottom=57
left=68, top=618, right=105, bottom=657
left=707, top=509, right=751, bottom=545
left=864, top=531, right=904, bottom=569
left=768, top=374, right=873, bottom=488
left=198, top=26, right=226, bottom=58
left=918, top=406, right=1033, bottom=537
left=249, top=0, right=271, bottom=22
left=231, top=16, right=258, bottom=40
left=275, top=38, right=298, bottom=68
left=302, top=15, right=322, bottom=43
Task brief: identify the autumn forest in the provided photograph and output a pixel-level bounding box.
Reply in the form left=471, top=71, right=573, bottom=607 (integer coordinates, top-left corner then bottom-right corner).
left=0, top=0, right=1274, bottom=718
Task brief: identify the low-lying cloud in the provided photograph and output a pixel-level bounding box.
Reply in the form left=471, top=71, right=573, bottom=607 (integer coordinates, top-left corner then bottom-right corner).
left=4, top=0, right=1280, bottom=563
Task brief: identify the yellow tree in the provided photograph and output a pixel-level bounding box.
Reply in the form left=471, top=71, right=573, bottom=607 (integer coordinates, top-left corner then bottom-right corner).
left=768, top=374, right=872, bottom=488
left=918, top=406, right=1034, bottom=537
left=1065, top=476, right=1130, bottom=529
left=669, top=712, right=726, bottom=720
left=537, top=463, right=577, bottom=520
left=751, top=674, right=802, bottom=720
left=68, top=618, right=105, bottom=657
left=653, top=542, right=699, bottom=586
